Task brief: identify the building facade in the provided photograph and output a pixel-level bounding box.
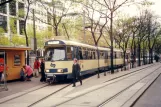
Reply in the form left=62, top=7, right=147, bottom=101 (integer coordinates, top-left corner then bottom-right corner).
left=0, top=0, right=25, bottom=37
left=0, top=0, right=52, bottom=37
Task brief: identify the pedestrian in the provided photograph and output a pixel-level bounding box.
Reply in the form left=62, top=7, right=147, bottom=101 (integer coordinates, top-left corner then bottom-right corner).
left=40, top=59, right=46, bottom=82
left=23, top=65, right=33, bottom=81
left=0, top=67, right=3, bottom=83
left=72, top=58, right=82, bottom=87
left=20, top=68, right=25, bottom=81
left=33, top=58, right=40, bottom=78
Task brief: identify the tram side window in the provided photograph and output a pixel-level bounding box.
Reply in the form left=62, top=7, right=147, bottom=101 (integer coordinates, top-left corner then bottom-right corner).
left=117, top=52, right=119, bottom=58
left=118, top=52, right=121, bottom=58
left=121, top=52, right=123, bottom=58
left=95, top=50, right=98, bottom=59
left=82, top=48, right=87, bottom=59
left=86, top=49, right=91, bottom=59
left=92, top=51, right=96, bottom=59
left=72, top=47, right=77, bottom=59
left=102, top=52, right=105, bottom=59
left=85, top=50, right=88, bottom=59
left=67, top=47, right=72, bottom=60
left=108, top=52, right=111, bottom=58
left=88, top=50, right=92, bottom=59
left=105, top=52, right=108, bottom=59
left=114, top=52, right=117, bottom=59
left=79, top=48, right=83, bottom=60
left=100, top=52, right=102, bottom=59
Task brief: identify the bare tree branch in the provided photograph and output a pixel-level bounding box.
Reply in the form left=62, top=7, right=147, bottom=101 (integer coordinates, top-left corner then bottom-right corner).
left=0, top=0, right=13, bottom=6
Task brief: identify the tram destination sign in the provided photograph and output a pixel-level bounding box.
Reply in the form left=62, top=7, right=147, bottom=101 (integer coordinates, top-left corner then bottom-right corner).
left=45, top=40, right=65, bottom=46
left=47, top=41, right=60, bottom=45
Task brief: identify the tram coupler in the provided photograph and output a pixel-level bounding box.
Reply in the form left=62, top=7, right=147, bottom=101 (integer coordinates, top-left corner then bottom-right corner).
left=46, top=75, right=56, bottom=84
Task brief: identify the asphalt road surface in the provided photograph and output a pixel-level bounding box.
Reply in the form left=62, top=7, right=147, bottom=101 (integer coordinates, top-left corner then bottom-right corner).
left=133, top=74, right=161, bottom=107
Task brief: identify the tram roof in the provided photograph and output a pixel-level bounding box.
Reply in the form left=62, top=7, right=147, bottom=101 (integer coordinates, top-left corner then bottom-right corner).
left=45, top=40, right=122, bottom=52
left=0, top=46, right=31, bottom=51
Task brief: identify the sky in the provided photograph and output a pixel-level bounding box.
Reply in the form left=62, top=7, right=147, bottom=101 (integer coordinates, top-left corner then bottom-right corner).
left=122, top=0, right=161, bottom=17
left=150, top=0, right=161, bottom=16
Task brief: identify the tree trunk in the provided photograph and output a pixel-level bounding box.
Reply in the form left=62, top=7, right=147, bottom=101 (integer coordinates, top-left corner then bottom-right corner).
left=97, top=47, right=100, bottom=78
left=54, top=26, right=58, bottom=36
left=24, top=0, right=30, bottom=65
left=150, top=48, right=153, bottom=63
left=110, top=12, right=114, bottom=74
left=149, top=48, right=151, bottom=64
left=123, top=51, right=126, bottom=70
left=143, top=42, right=145, bottom=65
left=138, top=43, right=141, bottom=66
left=133, top=41, right=136, bottom=67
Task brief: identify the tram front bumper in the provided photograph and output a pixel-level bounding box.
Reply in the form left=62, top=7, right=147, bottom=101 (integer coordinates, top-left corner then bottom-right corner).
left=46, top=73, right=56, bottom=82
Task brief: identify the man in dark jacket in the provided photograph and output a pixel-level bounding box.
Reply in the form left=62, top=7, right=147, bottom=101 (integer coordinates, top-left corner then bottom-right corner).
left=72, top=58, right=82, bottom=87
left=40, top=59, right=46, bottom=82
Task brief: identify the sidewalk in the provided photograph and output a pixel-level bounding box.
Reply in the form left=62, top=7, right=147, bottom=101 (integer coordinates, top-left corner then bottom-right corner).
left=0, top=77, right=46, bottom=99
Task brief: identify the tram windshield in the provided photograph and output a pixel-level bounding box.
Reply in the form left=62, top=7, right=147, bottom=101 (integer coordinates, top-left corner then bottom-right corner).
left=45, top=47, right=65, bottom=61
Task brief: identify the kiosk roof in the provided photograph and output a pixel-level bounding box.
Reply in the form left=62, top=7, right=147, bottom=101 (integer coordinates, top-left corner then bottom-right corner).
left=0, top=46, right=31, bottom=50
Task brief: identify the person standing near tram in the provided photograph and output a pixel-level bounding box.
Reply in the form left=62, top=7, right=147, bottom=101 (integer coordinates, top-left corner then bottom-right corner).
left=33, top=58, right=40, bottom=78
left=40, top=59, right=46, bottom=82
left=0, top=65, right=3, bottom=83
left=72, top=58, right=82, bottom=87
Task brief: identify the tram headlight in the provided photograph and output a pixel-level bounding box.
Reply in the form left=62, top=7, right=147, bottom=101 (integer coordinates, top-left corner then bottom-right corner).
left=57, top=69, right=63, bottom=73
left=46, top=70, right=49, bottom=72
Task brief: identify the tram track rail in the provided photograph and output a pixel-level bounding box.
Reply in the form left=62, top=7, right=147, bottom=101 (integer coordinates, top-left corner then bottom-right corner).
left=54, top=64, right=159, bottom=107
left=97, top=65, right=161, bottom=107
left=130, top=73, right=161, bottom=107
left=0, top=64, right=156, bottom=106
left=28, top=84, right=71, bottom=107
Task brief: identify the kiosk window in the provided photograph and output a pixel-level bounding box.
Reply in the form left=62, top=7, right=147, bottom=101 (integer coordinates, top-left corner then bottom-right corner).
left=14, top=55, right=21, bottom=66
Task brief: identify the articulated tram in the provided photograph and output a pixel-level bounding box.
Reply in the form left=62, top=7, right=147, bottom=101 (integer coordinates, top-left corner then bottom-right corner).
left=44, top=40, right=124, bottom=83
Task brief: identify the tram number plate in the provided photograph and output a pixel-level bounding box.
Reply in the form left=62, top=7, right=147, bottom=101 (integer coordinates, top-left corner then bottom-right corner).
left=47, top=74, right=54, bottom=76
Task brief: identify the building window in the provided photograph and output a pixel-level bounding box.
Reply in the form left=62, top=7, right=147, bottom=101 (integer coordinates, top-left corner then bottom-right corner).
left=0, top=15, right=7, bottom=32
left=9, top=0, right=16, bottom=16
left=19, top=20, right=24, bottom=35
left=18, top=2, right=24, bottom=18
left=10, top=18, right=17, bottom=34
left=0, top=0, right=7, bottom=14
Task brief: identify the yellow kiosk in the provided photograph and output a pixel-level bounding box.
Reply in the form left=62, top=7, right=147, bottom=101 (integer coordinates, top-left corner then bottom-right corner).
left=0, top=46, right=31, bottom=81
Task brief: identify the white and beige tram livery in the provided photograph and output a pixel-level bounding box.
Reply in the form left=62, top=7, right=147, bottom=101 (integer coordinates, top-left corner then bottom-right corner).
left=44, top=39, right=124, bottom=82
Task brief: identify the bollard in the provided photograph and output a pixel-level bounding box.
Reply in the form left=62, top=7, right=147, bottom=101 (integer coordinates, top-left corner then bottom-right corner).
left=104, top=68, right=106, bottom=76
left=117, top=66, right=119, bottom=72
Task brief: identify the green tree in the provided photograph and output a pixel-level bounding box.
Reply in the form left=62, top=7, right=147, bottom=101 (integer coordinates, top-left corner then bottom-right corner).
left=0, top=27, right=10, bottom=45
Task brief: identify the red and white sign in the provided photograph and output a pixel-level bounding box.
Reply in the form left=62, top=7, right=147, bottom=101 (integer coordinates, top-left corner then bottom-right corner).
left=0, top=58, right=4, bottom=71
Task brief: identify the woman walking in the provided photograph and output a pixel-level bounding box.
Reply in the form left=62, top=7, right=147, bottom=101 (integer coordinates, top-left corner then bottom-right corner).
left=72, top=58, right=82, bottom=87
